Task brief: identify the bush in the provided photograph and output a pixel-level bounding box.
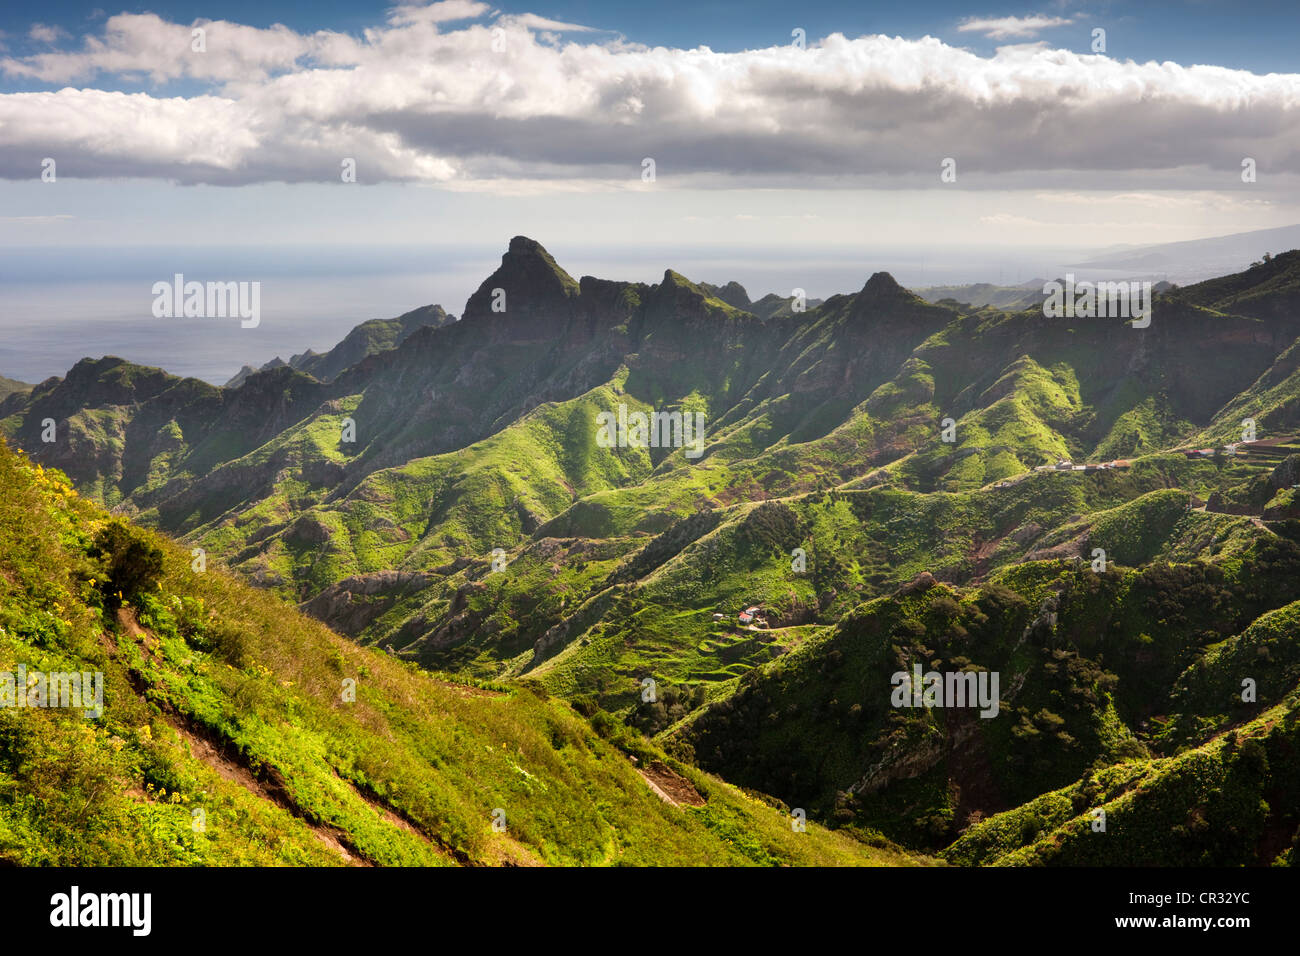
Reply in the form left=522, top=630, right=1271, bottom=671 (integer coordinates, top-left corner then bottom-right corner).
left=90, top=520, right=164, bottom=608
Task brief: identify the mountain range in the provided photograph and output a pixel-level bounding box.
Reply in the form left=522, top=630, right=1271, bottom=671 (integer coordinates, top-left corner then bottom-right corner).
left=1070, top=223, right=1300, bottom=281
left=4, top=237, right=1300, bottom=865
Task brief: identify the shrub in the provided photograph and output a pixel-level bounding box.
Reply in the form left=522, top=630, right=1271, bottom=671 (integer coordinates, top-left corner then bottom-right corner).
left=90, top=519, right=164, bottom=608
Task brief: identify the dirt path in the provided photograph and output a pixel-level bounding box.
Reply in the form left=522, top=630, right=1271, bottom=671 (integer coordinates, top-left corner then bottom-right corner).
left=170, top=721, right=369, bottom=866
left=113, top=608, right=369, bottom=865
left=637, top=761, right=706, bottom=808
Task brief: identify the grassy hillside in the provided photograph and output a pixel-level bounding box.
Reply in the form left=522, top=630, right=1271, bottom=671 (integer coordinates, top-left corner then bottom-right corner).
left=0, top=377, right=30, bottom=401
left=668, top=539, right=1300, bottom=858
left=944, top=696, right=1300, bottom=866
left=0, top=439, right=928, bottom=866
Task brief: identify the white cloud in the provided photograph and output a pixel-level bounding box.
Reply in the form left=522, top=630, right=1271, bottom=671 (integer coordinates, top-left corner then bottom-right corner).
left=0, top=214, right=74, bottom=223
left=500, top=14, right=602, bottom=33
left=0, top=9, right=1296, bottom=192
left=3, top=14, right=323, bottom=84
left=1035, top=192, right=1274, bottom=211
left=979, top=212, right=1046, bottom=227
left=980, top=212, right=1166, bottom=229
left=957, top=15, right=1073, bottom=40
left=386, top=1, right=492, bottom=27
left=28, top=24, right=70, bottom=45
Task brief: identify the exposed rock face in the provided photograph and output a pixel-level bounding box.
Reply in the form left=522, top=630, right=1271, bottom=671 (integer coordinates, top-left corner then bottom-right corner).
left=1263, top=455, right=1300, bottom=519
left=300, top=571, right=432, bottom=636
left=1010, top=521, right=1045, bottom=546
left=528, top=589, right=618, bottom=668
left=1268, top=455, right=1300, bottom=490
left=900, top=571, right=938, bottom=595
left=1018, top=587, right=1064, bottom=650
left=850, top=720, right=981, bottom=796
left=700, top=280, right=752, bottom=311
left=461, top=236, right=581, bottom=338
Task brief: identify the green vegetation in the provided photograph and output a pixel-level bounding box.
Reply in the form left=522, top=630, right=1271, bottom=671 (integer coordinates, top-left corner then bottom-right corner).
left=8, top=241, right=1300, bottom=866
left=0, top=376, right=31, bottom=401
left=0, top=440, right=925, bottom=866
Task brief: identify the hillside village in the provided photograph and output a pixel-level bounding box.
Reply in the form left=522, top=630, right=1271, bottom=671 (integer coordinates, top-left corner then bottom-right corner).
left=982, top=435, right=1300, bottom=492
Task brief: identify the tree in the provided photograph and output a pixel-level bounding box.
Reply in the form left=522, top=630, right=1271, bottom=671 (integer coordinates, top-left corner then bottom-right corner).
left=91, top=519, right=164, bottom=608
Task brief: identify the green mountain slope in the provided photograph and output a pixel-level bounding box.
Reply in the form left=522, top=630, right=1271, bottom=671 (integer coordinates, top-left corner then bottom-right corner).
left=0, top=376, right=30, bottom=401
left=226, top=304, right=456, bottom=388
left=0, top=439, right=926, bottom=866
left=944, top=695, right=1299, bottom=866
left=668, top=536, right=1300, bottom=858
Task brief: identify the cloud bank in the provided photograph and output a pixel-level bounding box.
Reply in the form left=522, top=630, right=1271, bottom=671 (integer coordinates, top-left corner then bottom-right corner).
left=1, top=3, right=1297, bottom=189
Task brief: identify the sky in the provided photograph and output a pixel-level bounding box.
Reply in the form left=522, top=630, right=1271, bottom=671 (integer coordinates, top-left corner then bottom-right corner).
left=0, top=2, right=1298, bottom=382
left=1, top=1, right=1297, bottom=249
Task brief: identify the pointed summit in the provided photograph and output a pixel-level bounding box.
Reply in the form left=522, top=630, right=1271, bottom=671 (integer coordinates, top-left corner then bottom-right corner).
left=848, top=270, right=930, bottom=319
left=462, top=237, right=580, bottom=326
left=859, top=271, right=906, bottom=299
left=506, top=235, right=549, bottom=257
left=840, top=270, right=951, bottom=332
left=645, top=269, right=750, bottom=321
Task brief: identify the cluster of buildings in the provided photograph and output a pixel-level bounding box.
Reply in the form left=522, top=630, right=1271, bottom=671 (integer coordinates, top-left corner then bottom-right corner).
left=1181, top=441, right=1252, bottom=458
left=986, top=434, right=1300, bottom=494
left=1032, top=458, right=1132, bottom=474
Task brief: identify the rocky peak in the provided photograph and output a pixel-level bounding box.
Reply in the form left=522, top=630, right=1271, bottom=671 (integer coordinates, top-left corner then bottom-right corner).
left=859, top=271, right=907, bottom=300
left=850, top=271, right=932, bottom=321
left=461, top=236, right=580, bottom=326
left=702, top=280, right=752, bottom=310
